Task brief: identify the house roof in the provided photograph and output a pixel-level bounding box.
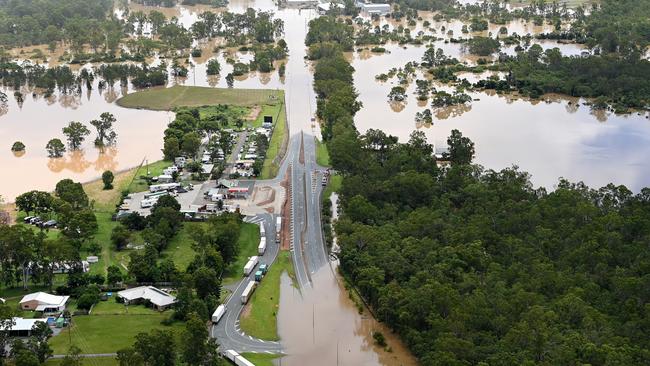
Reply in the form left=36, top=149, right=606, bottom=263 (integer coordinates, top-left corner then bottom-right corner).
left=0, top=317, right=46, bottom=332
left=19, top=292, right=69, bottom=307
left=117, top=286, right=176, bottom=307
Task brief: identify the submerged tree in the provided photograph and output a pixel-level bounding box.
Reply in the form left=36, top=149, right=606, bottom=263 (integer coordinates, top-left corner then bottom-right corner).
left=62, top=122, right=90, bottom=150
left=45, top=138, right=66, bottom=158
left=90, top=112, right=117, bottom=146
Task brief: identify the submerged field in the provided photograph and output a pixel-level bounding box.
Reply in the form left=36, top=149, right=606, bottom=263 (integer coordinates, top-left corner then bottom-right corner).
left=116, top=85, right=283, bottom=110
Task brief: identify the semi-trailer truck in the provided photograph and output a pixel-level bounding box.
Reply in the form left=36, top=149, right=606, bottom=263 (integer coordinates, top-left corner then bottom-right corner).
left=211, top=305, right=226, bottom=324
left=240, top=280, right=256, bottom=304
left=257, top=237, right=266, bottom=255
left=275, top=216, right=282, bottom=243
left=243, top=256, right=259, bottom=276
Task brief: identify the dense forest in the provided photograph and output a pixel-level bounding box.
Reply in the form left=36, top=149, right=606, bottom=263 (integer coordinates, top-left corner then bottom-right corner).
left=307, top=9, right=650, bottom=366
left=333, top=128, right=650, bottom=365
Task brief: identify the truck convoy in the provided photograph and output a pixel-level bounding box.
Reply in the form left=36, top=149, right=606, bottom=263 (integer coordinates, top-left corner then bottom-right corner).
left=240, top=280, right=257, bottom=304
left=243, top=256, right=259, bottom=276
left=211, top=305, right=226, bottom=324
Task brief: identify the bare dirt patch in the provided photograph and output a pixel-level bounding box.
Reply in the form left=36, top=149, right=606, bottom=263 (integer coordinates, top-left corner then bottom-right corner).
left=246, top=105, right=262, bottom=121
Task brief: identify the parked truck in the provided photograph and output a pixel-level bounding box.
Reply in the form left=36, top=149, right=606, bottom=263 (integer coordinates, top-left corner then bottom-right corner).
left=240, top=280, right=257, bottom=304
left=275, top=216, right=282, bottom=243
left=243, top=256, right=259, bottom=276
left=234, top=355, right=255, bottom=366
left=223, top=350, right=239, bottom=362
left=254, top=270, right=264, bottom=282
left=259, top=263, right=268, bottom=274
left=211, top=304, right=226, bottom=324
left=257, top=237, right=267, bottom=255
left=259, top=222, right=265, bottom=237
left=149, top=183, right=180, bottom=193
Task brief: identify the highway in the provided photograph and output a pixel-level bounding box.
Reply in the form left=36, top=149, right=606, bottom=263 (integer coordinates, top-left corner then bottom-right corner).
left=211, top=212, right=283, bottom=353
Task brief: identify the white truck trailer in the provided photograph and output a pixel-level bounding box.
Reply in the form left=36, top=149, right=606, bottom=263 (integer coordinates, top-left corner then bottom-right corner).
left=211, top=304, right=226, bottom=324
left=258, top=237, right=267, bottom=255
left=223, top=349, right=239, bottom=362
left=149, top=182, right=180, bottom=193
left=240, top=280, right=257, bottom=304
left=243, top=256, right=259, bottom=276
left=259, top=222, right=265, bottom=236
left=275, top=216, right=282, bottom=243
left=234, top=355, right=256, bottom=366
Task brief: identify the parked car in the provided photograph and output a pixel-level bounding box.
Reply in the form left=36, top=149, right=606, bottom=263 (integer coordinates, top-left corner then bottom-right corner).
left=23, top=216, right=34, bottom=223
left=30, top=217, right=42, bottom=225
left=42, top=220, right=57, bottom=228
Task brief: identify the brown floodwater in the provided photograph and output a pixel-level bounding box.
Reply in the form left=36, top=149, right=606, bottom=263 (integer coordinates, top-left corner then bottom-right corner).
left=277, top=267, right=419, bottom=366
left=0, top=84, right=171, bottom=201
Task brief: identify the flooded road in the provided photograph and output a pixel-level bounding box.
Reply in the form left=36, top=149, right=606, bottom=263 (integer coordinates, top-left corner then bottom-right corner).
left=277, top=268, right=418, bottom=366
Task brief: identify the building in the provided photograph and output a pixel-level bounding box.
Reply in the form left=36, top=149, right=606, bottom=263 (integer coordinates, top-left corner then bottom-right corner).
left=117, top=286, right=176, bottom=311
left=0, top=318, right=47, bottom=337
left=19, top=292, right=69, bottom=313
left=359, top=2, right=391, bottom=16
left=317, top=2, right=344, bottom=14
left=284, top=0, right=318, bottom=8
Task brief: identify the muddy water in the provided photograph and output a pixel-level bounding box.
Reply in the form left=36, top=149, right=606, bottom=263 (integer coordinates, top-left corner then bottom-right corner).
left=277, top=268, right=418, bottom=366
left=0, top=85, right=171, bottom=201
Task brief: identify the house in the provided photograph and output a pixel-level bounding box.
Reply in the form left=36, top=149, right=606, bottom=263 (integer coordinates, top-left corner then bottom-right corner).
left=19, top=292, right=69, bottom=313
left=117, top=286, right=176, bottom=311
left=0, top=318, right=47, bottom=337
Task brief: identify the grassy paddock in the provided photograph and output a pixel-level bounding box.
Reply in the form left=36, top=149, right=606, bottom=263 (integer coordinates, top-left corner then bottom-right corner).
left=49, top=313, right=181, bottom=354
left=45, top=357, right=118, bottom=365
left=260, top=102, right=287, bottom=179
left=117, top=85, right=283, bottom=110
left=315, top=139, right=330, bottom=167
left=239, top=251, right=296, bottom=341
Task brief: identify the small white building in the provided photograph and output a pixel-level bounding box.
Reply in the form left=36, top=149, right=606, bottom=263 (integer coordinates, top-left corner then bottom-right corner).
left=117, top=286, right=176, bottom=311
left=317, top=2, right=345, bottom=14
left=19, top=292, right=69, bottom=313
left=0, top=317, right=47, bottom=337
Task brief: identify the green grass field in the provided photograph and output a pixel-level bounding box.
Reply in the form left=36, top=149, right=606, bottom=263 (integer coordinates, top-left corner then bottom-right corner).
left=323, top=174, right=342, bottom=199
left=116, top=85, right=283, bottom=110
left=45, top=357, right=118, bottom=366
left=240, top=353, right=280, bottom=366
left=260, top=102, right=287, bottom=179
left=315, top=139, right=330, bottom=167
left=49, top=312, right=182, bottom=354
left=222, top=223, right=260, bottom=285
left=239, top=251, right=295, bottom=341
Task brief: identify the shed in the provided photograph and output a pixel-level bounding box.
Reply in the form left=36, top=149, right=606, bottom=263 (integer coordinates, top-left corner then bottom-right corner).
left=0, top=318, right=47, bottom=337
